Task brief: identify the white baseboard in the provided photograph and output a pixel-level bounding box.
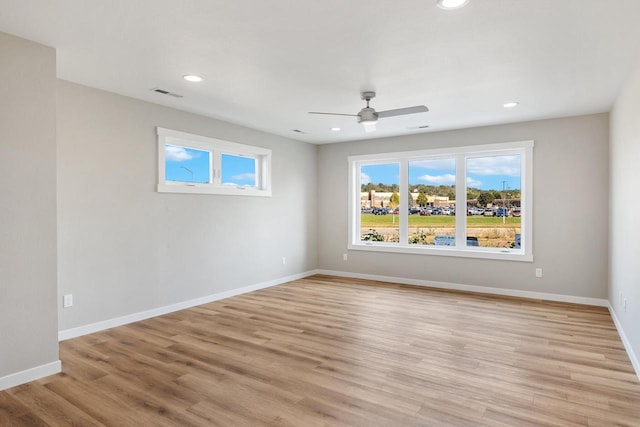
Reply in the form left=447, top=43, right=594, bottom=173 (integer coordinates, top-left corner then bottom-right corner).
left=608, top=303, right=640, bottom=381
left=0, top=360, right=61, bottom=392
left=59, top=270, right=318, bottom=341
left=314, top=269, right=609, bottom=307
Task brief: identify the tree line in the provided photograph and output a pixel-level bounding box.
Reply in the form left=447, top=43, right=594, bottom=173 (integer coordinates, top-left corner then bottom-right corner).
left=361, top=183, right=521, bottom=205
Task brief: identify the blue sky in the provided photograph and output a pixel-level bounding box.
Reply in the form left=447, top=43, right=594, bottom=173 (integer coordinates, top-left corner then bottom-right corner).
left=361, top=155, right=521, bottom=191
left=165, top=145, right=256, bottom=186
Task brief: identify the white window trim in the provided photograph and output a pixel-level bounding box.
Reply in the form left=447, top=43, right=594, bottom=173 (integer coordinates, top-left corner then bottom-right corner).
left=157, top=127, right=272, bottom=197
left=348, top=140, right=534, bottom=262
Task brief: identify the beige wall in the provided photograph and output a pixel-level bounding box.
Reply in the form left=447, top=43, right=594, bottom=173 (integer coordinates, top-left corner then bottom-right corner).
left=56, top=80, right=318, bottom=331
left=318, top=114, right=609, bottom=299
left=610, top=56, right=640, bottom=369
left=0, top=32, right=59, bottom=378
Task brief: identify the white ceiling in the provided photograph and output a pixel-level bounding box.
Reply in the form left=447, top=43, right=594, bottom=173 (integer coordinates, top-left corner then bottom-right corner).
left=1, top=0, right=640, bottom=144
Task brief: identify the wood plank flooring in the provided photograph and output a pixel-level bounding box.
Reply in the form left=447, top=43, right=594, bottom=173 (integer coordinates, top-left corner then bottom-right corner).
left=1, top=275, right=639, bottom=426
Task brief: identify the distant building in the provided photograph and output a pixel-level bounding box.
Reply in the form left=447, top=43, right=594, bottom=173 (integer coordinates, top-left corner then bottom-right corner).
left=360, top=190, right=451, bottom=208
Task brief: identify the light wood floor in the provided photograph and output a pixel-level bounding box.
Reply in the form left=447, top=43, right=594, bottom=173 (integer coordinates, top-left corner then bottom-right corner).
left=1, top=275, right=639, bottom=426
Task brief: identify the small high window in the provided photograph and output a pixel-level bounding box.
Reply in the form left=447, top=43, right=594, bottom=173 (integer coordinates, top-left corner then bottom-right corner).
left=157, top=128, right=271, bottom=196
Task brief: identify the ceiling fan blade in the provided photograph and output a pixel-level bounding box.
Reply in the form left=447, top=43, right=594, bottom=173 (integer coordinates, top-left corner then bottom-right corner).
left=378, top=105, right=429, bottom=118
left=362, top=122, right=377, bottom=132
left=308, top=112, right=358, bottom=117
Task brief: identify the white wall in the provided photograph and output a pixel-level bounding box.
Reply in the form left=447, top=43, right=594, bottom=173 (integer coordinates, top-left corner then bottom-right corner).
left=57, top=80, right=317, bottom=331
left=318, top=114, right=609, bottom=300
left=610, top=58, right=640, bottom=371
left=0, top=33, right=59, bottom=379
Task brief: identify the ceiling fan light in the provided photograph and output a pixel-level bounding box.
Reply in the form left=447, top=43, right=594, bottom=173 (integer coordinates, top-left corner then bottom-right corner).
left=362, top=122, right=377, bottom=132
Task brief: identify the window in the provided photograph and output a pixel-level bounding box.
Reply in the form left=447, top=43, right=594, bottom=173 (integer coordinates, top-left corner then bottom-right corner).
left=360, top=163, right=400, bottom=243
left=349, top=140, right=533, bottom=261
left=157, top=128, right=271, bottom=196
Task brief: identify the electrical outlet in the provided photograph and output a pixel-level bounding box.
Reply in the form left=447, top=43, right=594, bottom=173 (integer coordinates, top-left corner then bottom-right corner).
left=343, top=253, right=348, bottom=261
left=63, top=294, right=73, bottom=308
left=535, top=268, right=543, bottom=278
left=282, top=257, right=286, bottom=265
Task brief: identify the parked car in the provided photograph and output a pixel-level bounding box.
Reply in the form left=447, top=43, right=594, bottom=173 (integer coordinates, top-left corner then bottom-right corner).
left=409, top=207, right=420, bottom=215
left=393, top=208, right=400, bottom=215
left=419, top=209, right=430, bottom=216
left=361, top=208, right=373, bottom=214
left=483, top=208, right=496, bottom=217
left=496, top=207, right=509, bottom=217
left=372, top=208, right=387, bottom=215
left=512, top=208, right=521, bottom=217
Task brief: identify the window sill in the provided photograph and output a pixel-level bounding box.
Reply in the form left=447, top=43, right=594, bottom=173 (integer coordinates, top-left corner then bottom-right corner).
left=157, top=183, right=272, bottom=197
left=348, top=242, right=533, bottom=262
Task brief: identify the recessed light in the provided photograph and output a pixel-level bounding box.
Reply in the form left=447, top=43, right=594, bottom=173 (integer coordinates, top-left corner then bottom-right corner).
left=503, top=102, right=519, bottom=108
left=437, top=0, right=470, bottom=10
left=331, top=127, right=341, bottom=132
left=183, top=74, right=204, bottom=83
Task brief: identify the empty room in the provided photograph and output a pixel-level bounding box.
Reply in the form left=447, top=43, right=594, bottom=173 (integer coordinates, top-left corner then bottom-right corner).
left=1, top=0, right=640, bottom=425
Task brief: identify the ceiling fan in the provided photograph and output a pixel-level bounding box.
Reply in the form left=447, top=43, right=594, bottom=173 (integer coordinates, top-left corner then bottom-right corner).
left=309, top=91, right=428, bottom=132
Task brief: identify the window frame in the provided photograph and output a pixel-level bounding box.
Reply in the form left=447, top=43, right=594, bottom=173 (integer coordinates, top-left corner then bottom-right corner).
left=348, top=140, right=533, bottom=261
left=157, top=127, right=272, bottom=197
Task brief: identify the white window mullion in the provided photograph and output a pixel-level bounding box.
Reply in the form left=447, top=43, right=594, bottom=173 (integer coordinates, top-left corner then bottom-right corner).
left=399, top=159, right=408, bottom=245
left=212, top=151, right=222, bottom=185
left=522, top=146, right=533, bottom=256
left=455, top=154, right=466, bottom=248
left=352, top=162, right=361, bottom=245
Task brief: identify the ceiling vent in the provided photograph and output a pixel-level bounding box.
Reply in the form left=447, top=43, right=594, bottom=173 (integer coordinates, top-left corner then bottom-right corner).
left=151, top=88, right=183, bottom=98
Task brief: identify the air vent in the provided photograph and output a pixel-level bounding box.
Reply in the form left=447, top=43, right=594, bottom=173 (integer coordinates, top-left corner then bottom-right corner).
left=151, top=88, right=184, bottom=98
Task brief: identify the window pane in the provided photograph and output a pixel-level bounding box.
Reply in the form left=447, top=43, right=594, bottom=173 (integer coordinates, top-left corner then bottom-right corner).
left=407, top=159, right=456, bottom=246
left=221, top=154, right=256, bottom=187
left=165, top=144, right=211, bottom=183
left=466, top=155, right=521, bottom=248
left=360, top=163, right=400, bottom=243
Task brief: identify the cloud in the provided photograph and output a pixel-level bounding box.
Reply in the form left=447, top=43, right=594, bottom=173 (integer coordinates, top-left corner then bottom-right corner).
left=467, top=155, right=520, bottom=176
left=165, top=145, right=194, bottom=162
left=230, top=172, right=255, bottom=181
left=417, top=174, right=456, bottom=185
left=360, top=172, right=371, bottom=185
left=409, top=158, right=456, bottom=170
left=417, top=174, right=483, bottom=188
left=466, top=177, right=482, bottom=187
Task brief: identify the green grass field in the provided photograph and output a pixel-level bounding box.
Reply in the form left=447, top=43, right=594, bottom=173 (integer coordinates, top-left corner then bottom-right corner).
left=361, top=214, right=521, bottom=228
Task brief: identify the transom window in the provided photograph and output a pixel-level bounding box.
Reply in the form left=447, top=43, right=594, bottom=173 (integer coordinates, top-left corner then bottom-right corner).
left=349, top=140, right=533, bottom=261
left=157, top=128, right=271, bottom=196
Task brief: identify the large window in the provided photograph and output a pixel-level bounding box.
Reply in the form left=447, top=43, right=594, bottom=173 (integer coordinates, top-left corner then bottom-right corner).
left=157, top=128, right=271, bottom=196
left=349, top=141, right=533, bottom=261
